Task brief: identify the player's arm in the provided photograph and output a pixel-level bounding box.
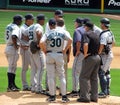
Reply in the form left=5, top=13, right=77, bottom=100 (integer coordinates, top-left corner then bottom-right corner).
left=66, top=46, right=71, bottom=63
left=98, top=44, right=104, bottom=54
left=63, top=38, right=72, bottom=54
left=12, top=35, right=19, bottom=49
left=99, top=34, right=107, bottom=54
left=83, top=42, right=88, bottom=58
left=75, top=41, right=81, bottom=56
left=36, top=31, right=42, bottom=48
left=63, top=31, right=72, bottom=54
left=74, top=29, right=82, bottom=56
left=83, top=34, right=89, bottom=58
left=39, top=34, right=47, bottom=54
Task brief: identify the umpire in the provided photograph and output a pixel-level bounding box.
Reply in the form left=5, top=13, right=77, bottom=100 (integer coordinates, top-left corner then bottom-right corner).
left=77, top=22, right=101, bottom=103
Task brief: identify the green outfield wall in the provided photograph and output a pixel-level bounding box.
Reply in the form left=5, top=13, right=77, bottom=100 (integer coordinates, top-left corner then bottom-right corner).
left=0, top=0, right=120, bottom=14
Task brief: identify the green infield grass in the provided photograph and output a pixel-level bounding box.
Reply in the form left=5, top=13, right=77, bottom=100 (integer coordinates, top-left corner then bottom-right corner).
left=0, top=67, right=120, bottom=96
left=0, top=10, right=120, bottom=46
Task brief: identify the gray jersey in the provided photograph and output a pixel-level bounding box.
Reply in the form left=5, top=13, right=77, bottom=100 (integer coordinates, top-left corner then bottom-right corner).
left=5, top=23, right=20, bottom=45
left=20, top=24, right=29, bottom=46
left=41, top=28, right=71, bottom=52
left=26, top=23, right=44, bottom=43
left=45, top=22, right=66, bottom=34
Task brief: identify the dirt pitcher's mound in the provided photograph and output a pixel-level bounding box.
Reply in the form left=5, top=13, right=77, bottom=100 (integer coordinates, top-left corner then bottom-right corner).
left=0, top=92, right=120, bottom=105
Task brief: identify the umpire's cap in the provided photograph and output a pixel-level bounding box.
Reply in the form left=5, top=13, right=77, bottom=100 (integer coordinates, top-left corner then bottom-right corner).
left=83, top=18, right=91, bottom=24
left=37, top=14, right=45, bottom=20
left=100, top=18, right=110, bottom=27
left=74, top=17, right=83, bottom=24
left=25, top=14, right=34, bottom=20
left=49, top=18, right=56, bottom=26
left=85, top=21, right=94, bottom=30
left=54, top=9, right=63, bottom=17
left=13, top=14, right=23, bottom=21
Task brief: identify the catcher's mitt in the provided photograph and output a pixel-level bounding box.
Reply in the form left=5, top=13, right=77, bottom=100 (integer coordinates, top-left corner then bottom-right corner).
left=30, top=41, right=40, bottom=54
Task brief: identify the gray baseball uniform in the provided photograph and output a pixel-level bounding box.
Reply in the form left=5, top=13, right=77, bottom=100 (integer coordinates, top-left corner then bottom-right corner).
left=20, top=24, right=31, bottom=90
left=40, top=27, right=72, bottom=96
left=27, top=23, right=44, bottom=92
left=5, top=23, right=20, bottom=74
left=5, top=22, right=21, bottom=91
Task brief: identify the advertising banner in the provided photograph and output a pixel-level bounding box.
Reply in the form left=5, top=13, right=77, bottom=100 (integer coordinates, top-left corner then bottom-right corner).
left=8, top=0, right=101, bottom=9
left=104, top=0, right=120, bottom=10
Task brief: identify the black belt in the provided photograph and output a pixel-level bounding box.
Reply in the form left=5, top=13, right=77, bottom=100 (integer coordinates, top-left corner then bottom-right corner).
left=47, top=51, right=62, bottom=53
left=89, top=53, right=98, bottom=56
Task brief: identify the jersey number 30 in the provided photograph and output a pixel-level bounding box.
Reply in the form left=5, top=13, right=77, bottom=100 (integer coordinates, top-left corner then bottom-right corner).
left=50, top=38, right=61, bottom=47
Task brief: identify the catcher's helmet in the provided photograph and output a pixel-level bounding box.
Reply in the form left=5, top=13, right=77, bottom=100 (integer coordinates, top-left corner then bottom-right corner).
left=100, top=18, right=110, bottom=27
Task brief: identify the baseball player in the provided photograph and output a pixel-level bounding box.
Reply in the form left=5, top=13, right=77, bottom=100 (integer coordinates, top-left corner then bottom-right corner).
left=45, top=9, right=66, bottom=91
left=20, top=14, right=34, bottom=91
left=56, top=18, right=71, bottom=92
left=40, top=18, right=72, bottom=102
left=27, top=14, right=45, bottom=93
left=98, top=18, right=115, bottom=98
left=45, top=9, right=65, bottom=34
left=5, top=15, right=23, bottom=91
left=67, top=17, right=85, bottom=96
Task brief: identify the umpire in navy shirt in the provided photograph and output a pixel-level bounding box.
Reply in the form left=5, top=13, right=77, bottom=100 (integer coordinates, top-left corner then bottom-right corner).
left=77, top=22, right=101, bottom=103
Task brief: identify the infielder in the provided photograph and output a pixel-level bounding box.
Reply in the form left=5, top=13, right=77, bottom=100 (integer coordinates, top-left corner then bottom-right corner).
left=20, top=14, right=34, bottom=91
left=5, top=15, right=23, bottom=91
left=98, top=18, right=115, bottom=98
left=40, top=18, right=72, bottom=102
left=27, top=14, right=45, bottom=93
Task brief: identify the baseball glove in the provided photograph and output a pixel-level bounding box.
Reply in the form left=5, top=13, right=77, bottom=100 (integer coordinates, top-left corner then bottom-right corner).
left=30, top=41, right=40, bottom=54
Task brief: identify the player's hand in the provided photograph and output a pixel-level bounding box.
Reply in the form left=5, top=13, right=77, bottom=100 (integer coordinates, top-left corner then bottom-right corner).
left=14, top=45, right=19, bottom=49
left=62, top=49, right=66, bottom=54
left=67, top=56, right=70, bottom=63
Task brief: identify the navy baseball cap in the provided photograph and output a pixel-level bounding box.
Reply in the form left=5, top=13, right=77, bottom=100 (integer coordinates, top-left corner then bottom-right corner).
left=13, top=14, right=23, bottom=21
left=24, top=14, right=34, bottom=20
left=37, top=14, right=45, bottom=20
left=83, top=18, right=91, bottom=24
left=85, top=21, right=94, bottom=29
left=54, top=9, right=63, bottom=17
left=74, top=17, right=83, bottom=24
left=49, top=18, right=56, bottom=26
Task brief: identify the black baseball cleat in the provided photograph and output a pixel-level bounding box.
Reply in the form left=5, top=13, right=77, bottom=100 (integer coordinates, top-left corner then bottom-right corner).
left=36, top=90, right=48, bottom=95
left=46, top=95, right=56, bottom=102
left=62, top=95, right=70, bottom=103
left=22, top=87, right=31, bottom=91
left=98, top=92, right=107, bottom=98
left=67, top=90, right=78, bottom=97
left=77, top=98, right=90, bottom=103
left=7, top=87, right=20, bottom=92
